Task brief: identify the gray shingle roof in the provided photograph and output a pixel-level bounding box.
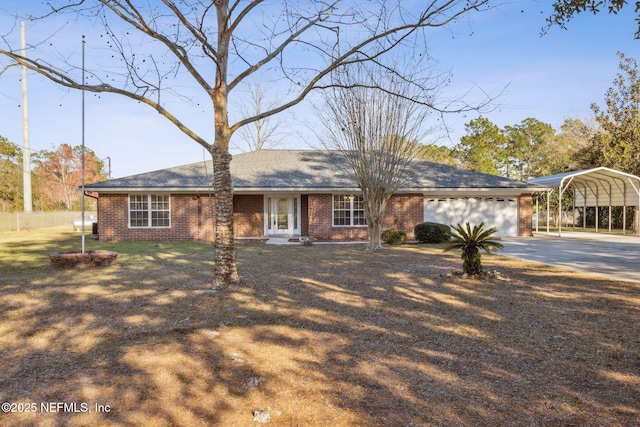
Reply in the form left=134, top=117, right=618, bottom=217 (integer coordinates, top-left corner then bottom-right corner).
left=86, top=149, right=542, bottom=192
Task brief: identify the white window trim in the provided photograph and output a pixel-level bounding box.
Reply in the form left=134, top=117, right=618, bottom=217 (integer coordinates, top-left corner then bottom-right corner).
left=128, top=194, right=171, bottom=229
left=332, top=194, right=367, bottom=227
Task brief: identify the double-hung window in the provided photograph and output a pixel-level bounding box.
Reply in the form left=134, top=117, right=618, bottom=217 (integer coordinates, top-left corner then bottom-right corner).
left=333, top=194, right=366, bottom=226
left=129, top=194, right=171, bottom=228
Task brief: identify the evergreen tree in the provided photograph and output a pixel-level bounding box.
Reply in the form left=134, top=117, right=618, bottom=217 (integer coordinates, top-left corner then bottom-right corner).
left=504, top=118, right=555, bottom=180
left=591, top=52, right=640, bottom=176
left=0, top=136, right=23, bottom=211
left=454, top=117, right=507, bottom=176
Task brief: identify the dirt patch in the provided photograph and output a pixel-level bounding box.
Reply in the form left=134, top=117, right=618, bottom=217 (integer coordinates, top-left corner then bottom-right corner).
left=0, top=238, right=639, bottom=426
left=49, top=250, right=119, bottom=267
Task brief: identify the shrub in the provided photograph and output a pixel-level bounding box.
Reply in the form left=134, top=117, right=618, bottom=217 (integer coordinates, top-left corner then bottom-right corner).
left=443, top=222, right=504, bottom=275
left=414, top=222, right=451, bottom=243
left=381, top=228, right=407, bottom=245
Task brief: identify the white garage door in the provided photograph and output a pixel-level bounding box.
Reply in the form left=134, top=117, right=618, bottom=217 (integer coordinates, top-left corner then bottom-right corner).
left=424, top=196, right=518, bottom=236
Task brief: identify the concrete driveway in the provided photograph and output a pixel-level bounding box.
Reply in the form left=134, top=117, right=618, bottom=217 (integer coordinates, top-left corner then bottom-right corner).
left=500, top=232, right=640, bottom=284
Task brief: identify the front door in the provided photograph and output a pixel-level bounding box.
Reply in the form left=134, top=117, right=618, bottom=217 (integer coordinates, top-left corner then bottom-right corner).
left=266, top=195, right=300, bottom=235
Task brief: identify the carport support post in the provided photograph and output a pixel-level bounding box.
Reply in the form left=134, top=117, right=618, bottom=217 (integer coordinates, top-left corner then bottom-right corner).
left=629, top=177, right=640, bottom=235
left=637, top=201, right=640, bottom=235
left=622, top=181, right=627, bottom=235
left=558, top=186, right=562, bottom=237
left=634, top=179, right=640, bottom=235
left=546, top=190, right=551, bottom=234
left=595, top=186, right=599, bottom=233
left=572, top=191, right=576, bottom=231
left=583, top=186, right=587, bottom=230
left=557, top=179, right=572, bottom=238
left=557, top=177, right=576, bottom=237
left=535, top=195, right=539, bottom=233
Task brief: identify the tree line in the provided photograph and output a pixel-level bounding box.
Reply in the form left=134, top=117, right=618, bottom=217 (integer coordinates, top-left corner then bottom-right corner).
left=4, top=50, right=639, bottom=218
left=422, top=52, right=640, bottom=181
left=0, top=139, right=106, bottom=212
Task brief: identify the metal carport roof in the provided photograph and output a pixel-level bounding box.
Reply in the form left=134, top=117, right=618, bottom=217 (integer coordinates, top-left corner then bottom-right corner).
left=529, top=167, right=640, bottom=236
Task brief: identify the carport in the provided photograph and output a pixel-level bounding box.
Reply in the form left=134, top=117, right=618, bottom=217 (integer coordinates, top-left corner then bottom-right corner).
left=529, top=167, right=640, bottom=236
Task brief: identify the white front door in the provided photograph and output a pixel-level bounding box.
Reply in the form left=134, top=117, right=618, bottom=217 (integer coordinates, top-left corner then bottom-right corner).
left=265, top=195, right=300, bottom=235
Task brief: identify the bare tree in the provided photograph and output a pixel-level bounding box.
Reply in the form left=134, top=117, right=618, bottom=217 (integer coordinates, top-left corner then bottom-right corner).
left=0, top=0, right=493, bottom=287
left=232, top=83, right=286, bottom=152
left=321, top=63, right=429, bottom=250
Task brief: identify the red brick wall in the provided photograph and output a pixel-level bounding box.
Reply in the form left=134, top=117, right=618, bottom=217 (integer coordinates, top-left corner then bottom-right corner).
left=382, top=194, right=423, bottom=239
left=97, top=193, right=267, bottom=241
left=306, top=193, right=424, bottom=241
left=97, top=193, right=216, bottom=241
left=518, top=193, right=533, bottom=236
left=97, top=191, right=531, bottom=240
left=307, top=194, right=336, bottom=240
left=97, top=194, right=128, bottom=241
left=196, top=195, right=216, bottom=241
left=301, top=195, right=309, bottom=236
left=307, top=194, right=369, bottom=240
left=234, top=195, right=264, bottom=237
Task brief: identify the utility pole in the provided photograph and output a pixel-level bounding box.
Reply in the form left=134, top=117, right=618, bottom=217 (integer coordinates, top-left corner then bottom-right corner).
left=21, top=22, right=32, bottom=214
left=105, top=156, right=111, bottom=179
left=81, top=35, right=86, bottom=253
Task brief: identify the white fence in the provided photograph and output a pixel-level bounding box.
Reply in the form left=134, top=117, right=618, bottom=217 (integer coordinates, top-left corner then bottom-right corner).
left=0, top=211, right=97, bottom=232
left=533, top=210, right=576, bottom=229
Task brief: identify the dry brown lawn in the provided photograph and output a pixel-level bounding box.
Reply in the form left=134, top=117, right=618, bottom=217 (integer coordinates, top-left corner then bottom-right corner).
left=0, top=228, right=639, bottom=426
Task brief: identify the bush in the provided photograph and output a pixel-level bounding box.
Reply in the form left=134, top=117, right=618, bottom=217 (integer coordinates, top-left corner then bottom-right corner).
left=414, top=222, right=451, bottom=243
left=381, top=228, right=407, bottom=245
left=443, top=222, right=504, bottom=275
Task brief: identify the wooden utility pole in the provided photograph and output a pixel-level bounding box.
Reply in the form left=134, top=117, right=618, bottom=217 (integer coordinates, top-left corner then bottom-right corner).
left=21, top=22, right=32, bottom=214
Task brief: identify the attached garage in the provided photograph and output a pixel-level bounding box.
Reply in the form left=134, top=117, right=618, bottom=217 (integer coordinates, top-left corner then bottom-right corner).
left=424, top=195, right=519, bottom=236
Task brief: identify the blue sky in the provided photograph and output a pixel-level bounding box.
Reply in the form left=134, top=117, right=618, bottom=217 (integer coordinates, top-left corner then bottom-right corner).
left=0, top=1, right=638, bottom=178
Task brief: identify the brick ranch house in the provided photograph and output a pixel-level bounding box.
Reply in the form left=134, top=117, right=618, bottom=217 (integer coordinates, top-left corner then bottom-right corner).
left=85, top=150, right=546, bottom=242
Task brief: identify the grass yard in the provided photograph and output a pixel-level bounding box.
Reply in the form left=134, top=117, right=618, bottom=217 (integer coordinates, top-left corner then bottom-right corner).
left=0, top=227, right=639, bottom=426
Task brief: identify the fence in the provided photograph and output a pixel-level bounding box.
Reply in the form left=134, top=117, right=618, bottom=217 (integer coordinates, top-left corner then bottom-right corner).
left=0, top=211, right=97, bottom=232
left=533, top=210, right=576, bottom=229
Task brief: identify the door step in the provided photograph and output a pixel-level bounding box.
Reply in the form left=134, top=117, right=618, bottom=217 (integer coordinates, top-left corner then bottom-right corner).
left=265, top=237, right=300, bottom=245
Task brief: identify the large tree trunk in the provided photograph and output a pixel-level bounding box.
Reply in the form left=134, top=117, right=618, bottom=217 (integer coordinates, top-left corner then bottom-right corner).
left=211, top=146, right=239, bottom=287
left=367, top=217, right=383, bottom=250
left=365, top=192, right=390, bottom=251
left=211, top=0, right=238, bottom=287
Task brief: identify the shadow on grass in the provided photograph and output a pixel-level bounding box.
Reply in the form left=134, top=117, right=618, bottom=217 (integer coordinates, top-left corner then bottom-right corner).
left=231, top=245, right=640, bottom=425
left=0, top=230, right=639, bottom=426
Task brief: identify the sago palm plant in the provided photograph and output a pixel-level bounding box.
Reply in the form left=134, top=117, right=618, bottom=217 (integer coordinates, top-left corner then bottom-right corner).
left=443, top=222, right=504, bottom=275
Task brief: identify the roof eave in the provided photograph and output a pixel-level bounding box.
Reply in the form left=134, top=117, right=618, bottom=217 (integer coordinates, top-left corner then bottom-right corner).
left=417, top=187, right=547, bottom=195
left=85, top=186, right=213, bottom=193
left=88, top=186, right=546, bottom=194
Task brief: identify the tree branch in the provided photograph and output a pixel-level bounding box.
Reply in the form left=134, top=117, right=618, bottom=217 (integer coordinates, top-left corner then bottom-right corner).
left=230, top=0, right=492, bottom=132
left=1, top=48, right=210, bottom=149
left=100, top=1, right=214, bottom=93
